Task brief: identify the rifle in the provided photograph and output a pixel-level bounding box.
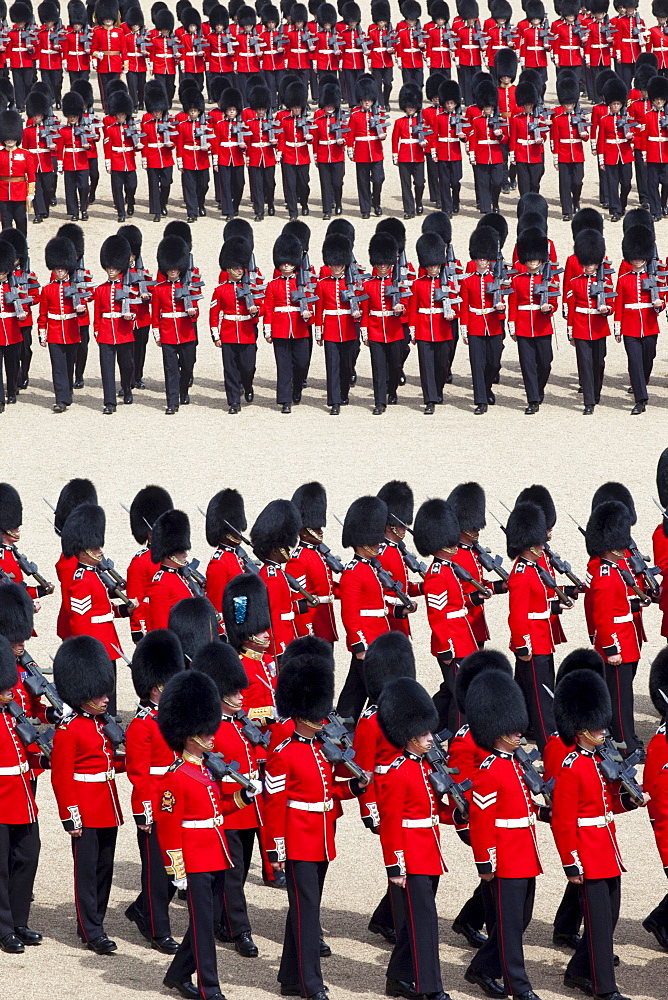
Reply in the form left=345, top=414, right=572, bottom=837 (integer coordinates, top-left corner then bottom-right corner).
left=544, top=542, right=585, bottom=591
left=472, top=23, right=490, bottom=51
left=193, top=113, right=214, bottom=151
left=235, top=267, right=264, bottom=311
left=449, top=107, right=466, bottom=138
left=230, top=116, right=252, bottom=148
left=385, top=258, right=412, bottom=310
left=527, top=107, right=550, bottom=141
left=448, top=557, right=493, bottom=597
left=134, top=26, right=151, bottom=58
left=425, top=728, right=473, bottom=818
left=327, top=28, right=342, bottom=54
left=18, top=650, right=62, bottom=715
left=571, top=18, right=589, bottom=45
left=234, top=709, right=271, bottom=749
left=631, top=10, right=646, bottom=45
left=248, top=28, right=265, bottom=57
left=191, top=29, right=206, bottom=58
left=97, top=561, right=134, bottom=609
left=515, top=744, right=555, bottom=803
left=617, top=108, right=639, bottom=140
left=488, top=251, right=512, bottom=308
left=19, top=24, right=39, bottom=50
left=5, top=273, right=27, bottom=321
left=301, top=27, right=317, bottom=52
left=124, top=117, right=146, bottom=150
left=539, top=17, right=557, bottom=46
left=601, top=15, right=616, bottom=44
left=9, top=546, right=53, bottom=594
left=642, top=254, right=668, bottom=303
left=472, top=540, right=509, bottom=582
left=626, top=535, right=661, bottom=598
left=291, top=257, right=318, bottom=315
left=218, top=27, right=236, bottom=57
left=434, top=264, right=462, bottom=319
left=369, top=555, right=414, bottom=611
left=535, top=562, right=575, bottom=608
left=381, top=25, right=398, bottom=51
left=500, top=23, right=516, bottom=47
left=534, top=260, right=562, bottom=310
left=487, top=107, right=506, bottom=138
left=203, top=751, right=257, bottom=791
left=369, top=101, right=387, bottom=139
left=341, top=261, right=368, bottom=320
left=38, top=117, right=60, bottom=153
left=443, top=23, right=458, bottom=51
left=174, top=267, right=203, bottom=313
left=614, top=561, right=653, bottom=606
left=114, top=269, right=138, bottom=315
left=589, top=261, right=615, bottom=311
left=42, top=653, right=126, bottom=747
left=315, top=712, right=367, bottom=780
left=165, top=33, right=182, bottom=61
left=285, top=569, right=319, bottom=608
left=315, top=542, right=345, bottom=575
left=262, top=112, right=281, bottom=145
left=355, top=24, right=372, bottom=54
left=411, top=22, right=429, bottom=47
left=180, top=558, right=207, bottom=599
left=132, top=252, right=155, bottom=299
left=411, top=110, right=432, bottom=146
left=274, top=25, right=289, bottom=50
left=443, top=242, right=461, bottom=289
left=80, top=24, right=92, bottom=54
left=6, top=700, right=54, bottom=758
left=596, top=737, right=645, bottom=805
left=570, top=102, right=590, bottom=139
left=294, top=108, right=314, bottom=134
left=197, top=513, right=261, bottom=576
left=329, top=109, right=350, bottom=143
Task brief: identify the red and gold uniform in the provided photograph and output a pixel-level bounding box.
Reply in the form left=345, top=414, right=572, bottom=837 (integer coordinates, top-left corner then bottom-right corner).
left=145, top=565, right=195, bottom=632
left=67, top=563, right=129, bottom=658
left=239, top=646, right=277, bottom=724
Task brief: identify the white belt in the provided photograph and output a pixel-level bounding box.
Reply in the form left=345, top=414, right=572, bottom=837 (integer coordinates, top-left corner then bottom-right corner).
left=221, top=314, right=253, bottom=321
left=591, top=43, right=607, bottom=48
left=606, top=138, right=628, bottom=144
left=447, top=608, right=468, bottom=619
left=518, top=304, right=541, bottom=311
left=577, top=813, right=613, bottom=827
left=149, top=766, right=170, bottom=775
left=402, top=816, right=438, bottom=828
left=111, top=146, right=131, bottom=152
left=183, top=144, right=208, bottom=151
left=528, top=610, right=551, bottom=619
left=286, top=141, right=307, bottom=147
left=280, top=611, right=295, bottom=621
left=62, top=147, right=86, bottom=153
left=74, top=770, right=115, bottom=783
left=323, top=308, right=350, bottom=316
left=219, top=141, right=238, bottom=148
left=399, top=138, right=419, bottom=144
left=255, top=142, right=270, bottom=148
left=101, top=312, right=127, bottom=320
left=182, top=815, right=224, bottom=828
left=0, top=761, right=29, bottom=775
left=419, top=307, right=444, bottom=314
left=561, top=45, right=579, bottom=50
left=613, top=613, right=633, bottom=623
left=0, top=311, right=16, bottom=319
left=648, top=136, right=668, bottom=141
left=370, top=309, right=394, bottom=317
left=462, top=44, right=478, bottom=49
left=147, top=143, right=169, bottom=148
left=517, top=138, right=542, bottom=145
left=576, top=307, right=599, bottom=314
left=625, top=302, right=653, bottom=310
left=320, top=139, right=339, bottom=145
left=495, top=815, right=535, bottom=828
left=357, top=135, right=379, bottom=140
left=438, top=137, right=459, bottom=142
left=275, top=305, right=300, bottom=313
left=287, top=799, right=333, bottom=812
left=48, top=312, right=76, bottom=320
left=162, top=311, right=187, bottom=318
left=560, top=138, right=580, bottom=143
left=526, top=46, right=542, bottom=50
left=360, top=608, right=387, bottom=617
left=470, top=306, right=495, bottom=315
left=91, top=612, right=114, bottom=623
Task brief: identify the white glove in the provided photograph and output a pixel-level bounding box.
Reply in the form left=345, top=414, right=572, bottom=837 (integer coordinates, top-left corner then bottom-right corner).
left=173, top=877, right=187, bottom=890
left=250, top=778, right=263, bottom=795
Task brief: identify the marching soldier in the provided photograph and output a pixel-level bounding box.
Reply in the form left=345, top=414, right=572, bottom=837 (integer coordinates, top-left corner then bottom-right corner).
left=0, top=239, right=24, bottom=411
left=152, top=235, right=199, bottom=415
left=125, top=485, right=173, bottom=643
left=53, top=477, right=97, bottom=640
left=312, top=82, right=346, bottom=220
left=55, top=223, right=92, bottom=389
left=433, top=79, right=465, bottom=218
left=38, top=236, right=85, bottom=413
left=566, top=229, right=613, bottom=415
left=175, top=88, right=212, bottom=223
left=509, top=82, right=547, bottom=196
left=223, top=572, right=278, bottom=729
left=244, top=83, right=278, bottom=221
left=0, top=634, right=42, bottom=955
left=103, top=90, right=138, bottom=223
left=156, top=669, right=259, bottom=1000
left=596, top=78, right=634, bottom=224
left=277, top=81, right=313, bottom=222
left=2, top=228, right=39, bottom=394
left=264, top=233, right=314, bottom=414
left=409, top=232, right=456, bottom=413
left=0, top=583, right=47, bottom=731
left=376, top=676, right=453, bottom=1000
left=392, top=83, right=427, bottom=219
left=116, top=224, right=153, bottom=390
left=286, top=482, right=339, bottom=644
left=466, top=79, right=508, bottom=216
left=368, top=1, right=394, bottom=109
left=141, top=80, right=174, bottom=223
left=264, top=648, right=369, bottom=1000
left=376, top=480, right=421, bottom=636
left=459, top=226, right=506, bottom=415
left=124, top=630, right=183, bottom=953
left=346, top=74, right=386, bottom=220
left=145, top=509, right=198, bottom=632
left=644, top=648, right=668, bottom=948
left=0, top=110, right=35, bottom=235
left=0, top=482, right=52, bottom=603
left=313, top=233, right=359, bottom=414
left=551, top=73, right=588, bottom=222
left=204, top=489, right=247, bottom=621
left=51, top=636, right=123, bottom=954
left=361, top=232, right=406, bottom=415
left=210, top=237, right=261, bottom=414
left=94, top=233, right=136, bottom=414
left=56, top=91, right=93, bottom=222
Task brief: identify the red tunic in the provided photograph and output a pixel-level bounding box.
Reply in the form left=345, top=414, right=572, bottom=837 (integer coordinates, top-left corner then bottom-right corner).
left=209, top=280, right=261, bottom=345
left=550, top=19, right=586, bottom=67
left=392, top=114, right=426, bottom=163
left=510, top=111, right=547, bottom=163
left=314, top=275, right=358, bottom=343
left=51, top=711, right=124, bottom=829
left=93, top=278, right=135, bottom=345
left=205, top=546, right=245, bottom=617
left=353, top=706, right=398, bottom=828
left=151, top=280, right=198, bottom=345
left=451, top=544, right=491, bottom=643
left=423, top=556, right=477, bottom=659
left=67, top=563, right=126, bottom=659
left=613, top=268, right=665, bottom=339
left=145, top=566, right=196, bottom=632
left=0, top=147, right=35, bottom=202
left=259, top=562, right=306, bottom=660
left=459, top=271, right=505, bottom=337
left=346, top=107, right=386, bottom=163
left=566, top=272, right=614, bottom=341
left=508, top=271, right=558, bottom=338
left=507, top=556, right=555, bottom=657
left=587, top=556, right=640, bottom=661
left=377, top=540, right=421, bottom=637
left=240, top=648, right=277, bottom=723
left=377, top=751, right=449, bottom=876
left=596, top=113, right=635, bottom=166
left=212, top=714, right=262, bottom=830
left=125, top=702, right=178, bottom=824
left=102, top=119, right=137, bottom=172
left=361, top=276, right=406, bottom=344
left=286, top=542, right=338, bottom=642
left=126, top=547, right=159, bottom=637
left=311, top=110, right=346, bottom=164
left=264, top=275, right=312, bottom=340
left=91, top=25, right=124, bottom=72
left=550, top=106, right=588, bottom=162
left=585, top=18, right=614, bottom=66
left=652, top=523, right=668, bottom=638
left=0, top=705, right=38, bottom=825
left=339, top=555, right=390, bottom=653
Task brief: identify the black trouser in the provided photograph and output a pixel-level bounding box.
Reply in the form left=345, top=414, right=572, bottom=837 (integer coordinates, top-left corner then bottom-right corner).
left=132, top=325, right=149, bottom=384
left=99, top=342, right=134, bottom=407
left=624, top=333, right=656, bottom=404
left=473, top=876, right=535, bottom=997
left=147, top=166, right=172, bottom=215
left=514, top=653, right=555, bottom=752
left=153, top=73, right=176, bottom=106
left=457, top=879, right=487, bottom=933
left=248, top=164, right=275, bottom=214
left=647, top=161, right=668, bottom=217
left=598, top=162, right=609, bottom=207
left=18, top=324, right=31, bottom=384
left=221, top=341, right=256, bottom=407
left=433, top=655, right=463, bottom=734
left=438, top=159, right=462, bottom=215
left=49, top=342, right=77, bottom=405
left=279, top=859, right=328, bottom=998
left=218, top=164, right=245, bottom=216
left=355, top=160, right=384, bottom=214
left=558, top=161, right=584, bottom=216
left=388, top=876, right=443, bottom=995
left=574, top=338, right=606, bottom=407
left=88, top=157, right=99, bottom=202
left=0, top=201, right=26, bottom=235
left=317, top=161, right=344, bottom=214
left=416, top=340, right=450, bottom=405
left=398, top=161, right=424, bottom=215
left=68, top=69, right=90, bottom=87
left=71, top=826, right=117, bottom=942
left=457, top=65, right=477, bottom=106
left=604, top=661, right=639, bottom=752
left=371, top=888, right=394, bottom=931
left=75, top=324, right=89, bottom=382
left=554, top=879, right=582, bottom=937
left=162, top=341, right=196, bottom=408
left=167, top=869, right=225, bottom=999
left=324, top=339, right=356, bottom=406
left=468, top=334, right=503, bottom=406
left=41, top=67, right=62, bottom=104
left=634, top=149, right=648, bottom=207
left=0, top=343, right=19, bottom=405
left=469, top=879, right=502, bottom=980
left=646, top=891, right=668, bottom=930
left=369, top=339, right=402, bottom=407
left=568, top=877, right=620, bottom=998
left=341, top=67, right=362, bottom=105
left=605, top=162, right=632, bottom=216
left=126, top=70, right=146, bottom=110
left=110, top=169, right=137, bottom=216
left=262, top=69, right=279, bottom=107
left=426, top=152, right=439, bottom=205
left=516, top=160, right=544, bottom=195
left=0, top=821, right=40, bottom=937
left=220, top=828, right=255, bottom=938
left=282, top=162, right=310, bottom=217
left=181, top=168, right=209, bottom=217
left=63, top=169, right=89, bottom=216
left=133, top=826, right=175, bottom=939
left=474, top=162, right=503, bottom=214
left=273, top=337, right=310, bottom=404
left=615, top=61, right=634, bottom=89
left=97, top=71, right=120, bottom=111
left=336, top=652, right=368, bottom=723
left=516, top=334, right=552, bottom=405
left=372, top=66, right=393, bottom=106
left=33, top=170, right=56, bottom=217
left=501, top=144, right=516, bottom=189
left=11, top=67, right=32, bottom=110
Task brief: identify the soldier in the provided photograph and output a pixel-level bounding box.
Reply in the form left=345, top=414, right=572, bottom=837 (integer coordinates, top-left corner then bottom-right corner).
left=168, top=597, right=220, bottom=665
left=264, top=233, right=314, bottom=414
left=124, top=631, right=183, bottom=953
left=0, top=583, right=47, bottom=737
left=223, top=572, right=278, bottom=730
left=0, top=239, right=25, bottom=410
left=392, top=83, right=427, bottom=219
left=156, top=669, right=258, bottom=1000
left=117, top=224, right=152, bottom=390
left=346, top=73, right=386, bottom=219
left=643, top=648, right=668, bottom=949
left=61, top=502, right=137, bottom=715
left=38, top=236, right=84, bottom=413
left=141, top=80, right=174, bottom=223
left=23, top=89, right=57, bottom=225
left=313, top=233, right=359, bottom=413
left=264, top=648, right=369, bottom=1000
left=465, top=669, right=548, bottom=1000
left=203, top=489, right=247, bottom=622
left=51, top=636, right=123, bottom=953
left=244, top=83, right=278, bottom=222
left=122, top=6, right=148, bottom=111
left=56, top=91, right=92, bottom=222
left=509, top=82, right=547, bottom=196
left=566, top=229, right=613, bottom=415
left=90, top=0, right=123, bottom=108
left=175, top=88, right=212, bottom=223
left=103, top=90, right=138, bottom=222
left=145, top=509, right=198, bottom=632
left=210, top=237, right=261, bottom=414
left=286, top=482, right=339, bottom=644
left=550, top=73, right=587, bottom=221
left=409, top=232, right=457, bottom=413
left=55, top=223, right=91, bottom=388
left=466, top=79, right=508, bottom=215
left=53, top=477, right=97, bottom=640
left=459, top=226, right=505, bottom=415
left=312, top=82, right=346, bottom=220
left=148, top=9, right=179, bottom=107
left=432, top=79, right=465, bottom=218
left=125, top=485, right=173, bottom=643
left=337, top=495, right=392, bottom=722
left=94, top=233, right=136, bottom=414
left=596, top=78, right=634, bottom=224
left=0, top=482, right=52, bottom=604
left=339, top=2, right=365, bottom=106
left=376, top=480, right=421, bottom=636
left=0, top=109, right=34, bottom=237
left=0, top=634, right=42, bottom=955
left=213, top=87, right=247, bottom=223
left=368, top=1, right=394, bottom=108
left=152, top=235, right=199, bottom=415
left=361, top=232, right=405, bottom=415
left=193, top=641, right=264, bottom=958
left=278, top=80, right=313, bottom=222
left=6, top=3, right=37, bottom=113
left=552, top=669, right=646, bottom=997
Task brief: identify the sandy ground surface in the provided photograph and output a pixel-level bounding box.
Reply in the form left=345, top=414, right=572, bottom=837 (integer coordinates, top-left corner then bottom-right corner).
left=6, top=3, right=668, bottom=995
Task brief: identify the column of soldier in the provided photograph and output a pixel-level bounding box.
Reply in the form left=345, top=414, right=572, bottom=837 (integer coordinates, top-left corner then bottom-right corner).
left=2, top=469, right=668, bottom=1000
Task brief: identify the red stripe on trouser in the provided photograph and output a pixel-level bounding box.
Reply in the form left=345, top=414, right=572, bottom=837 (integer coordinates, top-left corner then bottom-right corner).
left=145, top=830, right=155, bottom=936
left=187, top=881, right=204, bottom=999
left=496, top=878, right=513, bottom=994
left=291, top=862, right=307, bottom=998
left=581, top=882, right=599, bottom=994
left=405, top=879, right=422, bottom=994
left=72, top=835, right=88, bottom=942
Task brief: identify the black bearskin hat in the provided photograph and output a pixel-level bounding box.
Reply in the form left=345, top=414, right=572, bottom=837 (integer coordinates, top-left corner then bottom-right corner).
left=649, top=647, right=668, bottom=715
left=459, top=0, right=478, bottom=16
left=426, top=73, right=445, bottom=102
left=466, top=670, right=528, bottom=751
left=590, top=481, right=636, bottom=523
left=251, top=500, right=301, bottom=560
left=276, top=652, right=334, bottom=722
left=556, top=73, right=579, bottom=106
left=398, top=83, right=422, bottom=112
left=131, top=629, right=185, bottom=700
left=224, top=217, right=254, bottom=247
left=181, top=4, right=202, bottom=26
left=192, top=641, right=249, bottom=698
left=364, top=631, right=416, bottom=704
left=657, top=447, right=668, bottom=510
left=158, top=670, right=222, bottom=750
left=371, top=0, right=391, bottom=20
left=516, top=484, right=556, bottom=529
left=54, top=636, right=115, bottom=708
left=326, top=218, right=355, bottom=244
left=206, top=488, right=247, bottom=546
left=559, top=0, right=580, bottom=16
left=517, top=191, right=548, bottom=220
left=316, top=1, right=336, bottom=23
left=68, top=0, right=88, bottom=23
left=515, top=81, right=538, bottom=107
left=117, top=224, right=142, bottom=259
left=377, top=480, right=414, bottom=526
left=422, top=210, right=452, bottom=245
left=554, top=669, right=611, bottom=746
left=516, top=229, right=548, bottom=264
left=447, top=482, right=486, bottom=533
left=622, top=224, right=655, bottom=264
left=154, top=8, right=174, bottom=30
left=55, top=478, right=96, bottom=534
left=0, top=230, right=24, bottom=268
left=291, top=482, right=327, bottom=530
left=0, top=239, right=15, bottom=276
left=130, top=485, right=173, bottom=545
left=26, top=90, right=51, bottom=119
left=289, top=2, right=308, bottom=21
left=223, top=573, right=271, bottom=649
left=0, top=109, right=22, bottom=144
left=585, top=500, right=631, bottom=558
left=431, top=0, right=450, bottom=18
left=322, top=234, right=352, bottom=268
left=376, top=216, right=407, bottom=251
left=151, top=510, right=191, bottom=563
left=439, top=78, right=461, bottom=106
left=282, top=218, right=310, bottom=251
left=124, top=4, right=144, bottom=26
left=61, top=503, right=105, bottom=557
left=0, top=483, right=21, bottom=532
left=413, top=498, right=460, bottom=556
left=157, top=236, right=190, bottom=275
left=100, top=234, right=131, bottom=272
left=95, top=0, right=119, bottom=21
left=355, top=73, right=378, bottom=104
left=648, top=75, right=668, bottom=104
left=495, top=46, right=517, bottom=81
left=603, top=77, right=628, bottom=106
left=368, top=232, right=398, bottom=266
left=220, top=86, right=243, bottom=111
left=401, top=0, right=421, bottom=16
left=219, top=237, right=252, bottom=271
left=506, top=502, right=547, bottom=559
left=273, top=233, right=303, bottom=269
left=0, top=582, right=33, bottom=643
left=455, top=648, right=512, bottom=713
left=416, top=233, right=446, bottom=269
left=144, top=79, right=169, bottom=114
left=8, top=0, right=31, bottom=20
left=469, top=226, right=499, bottom=261
left=57, top=222, right=84, bottom=258
left=319, top=83, right=341, bottom=110
left=634, top=64, right=655, bottom=94
left=168, top=597, right=219, bottom=662
left=574, top=230, right=605, bottom=267
left=517, top=210, right=546, bottom=235
left=623, top=207, right=654, bottom=233
left=571, top=207, right=604, bottom=237
left=0, top=635, right=17, bottom=692
left=45, top=237, right=78, bottom=274
left=260, top=3, right=279, bottom=24
left=524, top=0, right=545, bottom=18
left=341, top=496, right=387, bottom=548
left=108, top=89, right=133, bottom=118
left=378, top=677, right=439, bottom=748
left=248, top=84, right=271, bottom=111
left=284, top=80, right=308, bottom=108
left=283, top=634, right=334, bottom=666
left=555, top=647, right=604, bottom=686
left=476, top=79, right=498, bottom=110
